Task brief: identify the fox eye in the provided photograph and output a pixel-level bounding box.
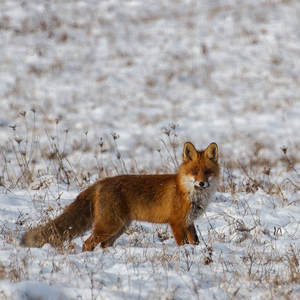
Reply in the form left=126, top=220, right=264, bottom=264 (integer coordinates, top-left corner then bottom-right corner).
left=192, top=170, right=198, bottom=175
left=204, top=170, right=211, bottom=175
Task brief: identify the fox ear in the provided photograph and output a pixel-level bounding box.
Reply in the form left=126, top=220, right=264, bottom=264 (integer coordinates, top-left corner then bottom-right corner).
left=204, top=143, right=218, bottom=163
left=183, top=142, right=198, bottom=162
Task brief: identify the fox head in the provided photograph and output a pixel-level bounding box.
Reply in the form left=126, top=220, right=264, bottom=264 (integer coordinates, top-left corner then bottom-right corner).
left=180, top=142, right=220, bottom=192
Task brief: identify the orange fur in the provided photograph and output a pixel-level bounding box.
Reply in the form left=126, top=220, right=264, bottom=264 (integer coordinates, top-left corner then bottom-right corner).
left=20, top=142, right=220, bottom=251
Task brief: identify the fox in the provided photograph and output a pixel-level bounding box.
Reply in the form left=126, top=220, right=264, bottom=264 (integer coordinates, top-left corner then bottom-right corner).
left=20, top=142, right=220, bottom=251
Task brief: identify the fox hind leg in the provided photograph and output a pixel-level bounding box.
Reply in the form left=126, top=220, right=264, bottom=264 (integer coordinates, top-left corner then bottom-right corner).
left=100, top=220, right=132, bottom=248
left=82, top=221, right=124, bottom=252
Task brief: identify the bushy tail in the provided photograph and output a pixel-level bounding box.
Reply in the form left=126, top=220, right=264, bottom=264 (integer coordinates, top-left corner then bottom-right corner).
left=20, top=186, right=96, bottom=248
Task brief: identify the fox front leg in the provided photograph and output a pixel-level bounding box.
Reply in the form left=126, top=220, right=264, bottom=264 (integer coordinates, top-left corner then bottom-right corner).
left=169, top=223, right=189, bottom=246
left=186, top=223, right=200, bottom=245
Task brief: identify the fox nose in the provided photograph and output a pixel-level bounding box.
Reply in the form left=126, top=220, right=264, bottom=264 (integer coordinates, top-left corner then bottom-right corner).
left=199, top=182, right=210, bottom=188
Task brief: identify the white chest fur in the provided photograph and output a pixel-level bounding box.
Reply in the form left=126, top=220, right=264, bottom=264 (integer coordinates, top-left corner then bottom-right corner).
left=183, top=177, right=218, bottom=224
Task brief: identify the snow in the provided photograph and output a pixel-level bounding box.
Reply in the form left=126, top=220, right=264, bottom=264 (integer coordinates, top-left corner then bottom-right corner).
left=1, top=0, right=300, bottom=299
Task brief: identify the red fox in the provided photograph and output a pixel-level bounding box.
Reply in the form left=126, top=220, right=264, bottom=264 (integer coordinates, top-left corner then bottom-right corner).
left=20, top=142, right=219, bottom=251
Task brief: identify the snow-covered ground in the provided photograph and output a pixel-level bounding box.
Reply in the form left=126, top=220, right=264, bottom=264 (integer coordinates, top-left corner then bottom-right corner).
left=1, top=0, right=300, bottom=299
